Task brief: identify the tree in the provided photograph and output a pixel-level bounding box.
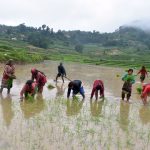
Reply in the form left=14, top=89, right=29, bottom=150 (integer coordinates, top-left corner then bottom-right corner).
left=42, top=24, right=46, bottom=30
left=75, top=44, right=83, bottom=53
left=18, top=23, right=26, bottom=33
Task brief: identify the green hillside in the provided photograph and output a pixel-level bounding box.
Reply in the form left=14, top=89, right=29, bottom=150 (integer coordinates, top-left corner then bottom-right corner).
left=0, top=24, right=150, bottom=68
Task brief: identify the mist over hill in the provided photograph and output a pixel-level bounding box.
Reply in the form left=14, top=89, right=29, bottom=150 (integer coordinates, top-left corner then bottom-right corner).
left=125, top=19, right=150, bottom=32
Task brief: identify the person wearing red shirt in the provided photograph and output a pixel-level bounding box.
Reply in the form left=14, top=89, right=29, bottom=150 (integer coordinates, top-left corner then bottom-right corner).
left=90, top=80, right=104, bottom=100
left=137, top=66, right=148, bottom=82
left=20, top=80, right=37, bottom=99
left=0, top=59, right=16, bottom=94
left=31, top=68, right=47, bottom=93
left=141, top=83, right=150, bottom=105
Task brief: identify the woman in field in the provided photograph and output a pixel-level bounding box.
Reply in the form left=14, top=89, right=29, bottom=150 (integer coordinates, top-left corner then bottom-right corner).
left=0, top=59, right=16, bottom=94
left=67, top=80, right=85, bottom=99
left=31, top=68, right=47, bottom=93
left=121, top=69, right=135, bottom=102
left=141, top=83, right=150, bottom=105
left=137, top=66, right=148, bottom=82
left=20, top=80, right=37, bottom=99
left=90, top=80, right=104, bottom=100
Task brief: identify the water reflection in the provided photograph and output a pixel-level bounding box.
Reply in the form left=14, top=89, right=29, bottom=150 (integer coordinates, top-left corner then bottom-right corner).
left=0, top=94, right=14, bottom=127
left=66, top=99, right=84, bottom=116
left=119, top=102, right=130, bottom=131
left=20, top=94, right=45, bottom=119
left=55, top=83, right=65, bottom=98
left=139, top=106, right=150, bottom=124
left=90, top=100, right=104, bottom=117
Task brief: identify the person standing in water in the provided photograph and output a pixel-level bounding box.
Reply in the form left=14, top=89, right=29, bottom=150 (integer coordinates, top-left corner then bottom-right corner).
left=67, top=80, right=85, bottom=99
left=137, top=66, right=148, bottom=83
left=31, top=68, right=47, bottom=93
left=121, top=69, right=135, bottom=102
left=55, top=62, right=66, bottom=83
left=0, top=59, right=16, bottom=94
left=90, top=80, right=104, bottom=100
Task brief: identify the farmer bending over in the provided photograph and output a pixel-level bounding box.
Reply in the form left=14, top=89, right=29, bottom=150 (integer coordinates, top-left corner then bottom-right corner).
left=67, top=80, right=85, bottom=99
left=90, top=80, right=104, bottom=100
left=20, top=80, right=37, bottom=99
left=141, top=83, right=150, bottom=105
left=31, top=68, right=47, bottom=93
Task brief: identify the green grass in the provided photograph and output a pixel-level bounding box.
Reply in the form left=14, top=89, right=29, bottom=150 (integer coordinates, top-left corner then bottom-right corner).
left=1, top=38, right=150, bottom=70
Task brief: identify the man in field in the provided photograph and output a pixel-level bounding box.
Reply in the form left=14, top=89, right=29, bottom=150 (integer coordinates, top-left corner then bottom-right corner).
left=55, top=62, right=66, bottom=83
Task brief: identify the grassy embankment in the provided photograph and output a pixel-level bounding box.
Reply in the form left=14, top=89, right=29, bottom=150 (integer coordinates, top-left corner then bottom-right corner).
left=1, top=38, right=150, bottom=70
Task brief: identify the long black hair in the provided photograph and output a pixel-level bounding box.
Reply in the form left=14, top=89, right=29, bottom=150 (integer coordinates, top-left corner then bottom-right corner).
left=26, top=80, right=34, bottom=88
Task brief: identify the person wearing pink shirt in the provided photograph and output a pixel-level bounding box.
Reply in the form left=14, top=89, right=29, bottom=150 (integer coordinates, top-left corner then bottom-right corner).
left=0, top=59, right=16, bottom=94
left=20, top=80, right=37, bottom=99
left=31, top=68, right=47, bottom=93
left=141, top=83, right=150, bottom=105
left=90, top=80, right=104, bottom=100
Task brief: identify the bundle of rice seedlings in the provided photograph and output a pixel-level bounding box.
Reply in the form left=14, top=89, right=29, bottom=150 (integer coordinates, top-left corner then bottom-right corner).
left=47, top=84, right=55, bottom=89
left=136, top=86, right=142, bottom=94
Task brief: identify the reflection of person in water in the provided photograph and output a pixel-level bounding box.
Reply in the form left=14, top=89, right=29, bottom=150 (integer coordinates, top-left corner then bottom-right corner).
left=139, top=106, right=150, bottom=124
left=90, top=100, right=104, bottom=117
left=119, top=102, right=130, bottom=131
left=55, top=83, right=65, bottom=98
left=20, top=94, right=45, bottom=119
left=0, top=94, right=14, bottom=127
left=66, top=99, right=84, bottom=116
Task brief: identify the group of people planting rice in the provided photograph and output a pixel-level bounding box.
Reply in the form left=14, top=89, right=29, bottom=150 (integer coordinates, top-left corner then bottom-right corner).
left=0, top=59, right=150, bottom=105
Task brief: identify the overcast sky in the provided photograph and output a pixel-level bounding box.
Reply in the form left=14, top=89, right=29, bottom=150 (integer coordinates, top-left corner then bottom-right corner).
left=0, top=0, right=150, bottom=32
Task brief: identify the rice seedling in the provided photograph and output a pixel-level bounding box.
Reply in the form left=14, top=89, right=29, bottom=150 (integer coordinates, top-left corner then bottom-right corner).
left=137, top=86, right=142, bottom=94
left=47, top=83, right=55, bottom=89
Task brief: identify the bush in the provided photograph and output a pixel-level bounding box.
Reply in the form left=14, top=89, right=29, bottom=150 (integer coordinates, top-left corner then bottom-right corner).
left=75, top=44, right=83, bottom=53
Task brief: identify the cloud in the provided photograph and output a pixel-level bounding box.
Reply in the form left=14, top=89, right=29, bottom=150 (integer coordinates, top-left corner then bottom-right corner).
left=0, top=0, right=150, bottom=32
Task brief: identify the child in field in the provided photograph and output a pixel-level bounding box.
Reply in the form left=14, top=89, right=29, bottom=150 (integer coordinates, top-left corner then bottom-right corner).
left=20, top=80, right=37, bottom=99
left=67, top=80, right=85, bottom=99
left=137, top=66, right=148, bottom=82
left=121, top=69, right=135, bottom=102
left=141, top=83, right=150, bottom=105
left=90, top=80, right=104, bottom=100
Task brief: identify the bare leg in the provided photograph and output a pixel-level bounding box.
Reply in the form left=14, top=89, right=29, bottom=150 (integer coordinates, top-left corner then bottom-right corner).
left=127, top=92, right=131, bottom=102
left=95, top=90, right=98, bottom=100
left=56, top=74, right=59, bottom=82
left=61, top=75, right=64, bottom=83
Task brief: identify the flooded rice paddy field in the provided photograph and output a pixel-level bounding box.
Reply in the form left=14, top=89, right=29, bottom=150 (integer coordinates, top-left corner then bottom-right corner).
left=0, top=61, right=149, bottom=150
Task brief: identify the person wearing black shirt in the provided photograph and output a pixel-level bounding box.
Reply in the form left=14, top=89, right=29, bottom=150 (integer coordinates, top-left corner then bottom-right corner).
left=55, top=63, right=66, bottom=83
left=67, top=80, right=85, bottom=99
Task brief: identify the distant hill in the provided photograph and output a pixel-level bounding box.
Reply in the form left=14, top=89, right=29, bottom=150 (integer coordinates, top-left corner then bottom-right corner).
left=0, top=23, right=150, bottom=51
left=1, top=23, right=150, bottom=66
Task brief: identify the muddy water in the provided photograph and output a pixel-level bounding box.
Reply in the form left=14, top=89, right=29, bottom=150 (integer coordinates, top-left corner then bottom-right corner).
left=0, top=61, right=149, bottom=150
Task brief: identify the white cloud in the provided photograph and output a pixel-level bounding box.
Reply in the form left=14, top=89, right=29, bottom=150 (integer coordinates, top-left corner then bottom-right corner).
left=0, top=0, right=150, bottom=32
